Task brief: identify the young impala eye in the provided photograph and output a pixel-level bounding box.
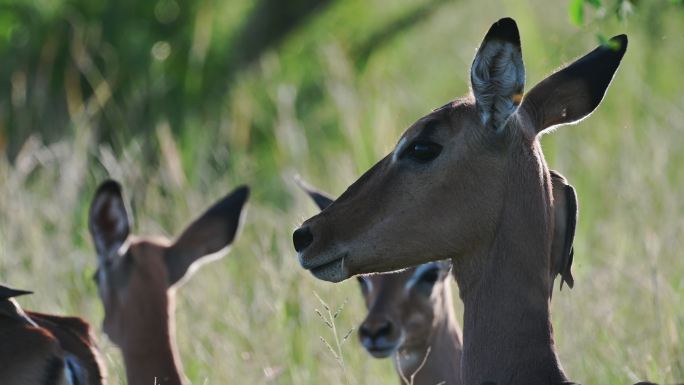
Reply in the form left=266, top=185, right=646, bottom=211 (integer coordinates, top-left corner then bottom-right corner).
left=402, top=140, right=443, bottom=163
left=418, top=268, right=440, bottom=285
left=412, top=267, right=441, bottom=295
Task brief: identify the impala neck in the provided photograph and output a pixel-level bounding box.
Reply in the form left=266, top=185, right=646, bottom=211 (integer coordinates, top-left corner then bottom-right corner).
left=120, top=300, right=184, bottom=385
left=453, top=144, right=567, bottom=385
left=395, top=281, right=463, bottom=385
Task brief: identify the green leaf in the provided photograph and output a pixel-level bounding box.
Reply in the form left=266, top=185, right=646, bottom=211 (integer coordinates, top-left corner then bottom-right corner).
left=586, top=0, right=602, bottom=8
left=569, top=0, right=585, bottom=26
left=596, top=33, right=621, bottom=51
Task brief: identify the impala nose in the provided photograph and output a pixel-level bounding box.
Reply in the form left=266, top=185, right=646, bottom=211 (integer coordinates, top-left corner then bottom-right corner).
left=359, top=318, right=397, bottom=357
left=359, top=319, right=393, bottom=341
left=293, top=226, right=314, bottom=252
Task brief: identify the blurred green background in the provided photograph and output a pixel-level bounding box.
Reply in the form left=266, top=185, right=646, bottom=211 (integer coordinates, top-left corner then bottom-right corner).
left=1, top=0, right=683, bottom=383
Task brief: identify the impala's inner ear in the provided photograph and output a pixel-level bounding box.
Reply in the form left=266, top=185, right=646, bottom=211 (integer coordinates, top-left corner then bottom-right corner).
left=549, top=171, right=577, bottom=295
left=470, top=17, right=525, bottom=131
left=165, top=186, right=250, bottom=286
left=520, top=34, right=627, bottom=135
left=89, top=180, right=130, bottom=263
left=295, top=177, right=334, bottom=211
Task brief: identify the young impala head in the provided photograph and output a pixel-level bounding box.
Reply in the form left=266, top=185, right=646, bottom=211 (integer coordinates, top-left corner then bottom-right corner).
left=293, top=18, right=625, bottom=284
left=89, top=180, right=249, bottom=385
left=355, top=262, right=452, bottom=357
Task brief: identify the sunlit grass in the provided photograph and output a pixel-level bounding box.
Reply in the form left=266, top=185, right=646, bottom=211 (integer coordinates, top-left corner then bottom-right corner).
left=1, top=0, right=683, bottom=384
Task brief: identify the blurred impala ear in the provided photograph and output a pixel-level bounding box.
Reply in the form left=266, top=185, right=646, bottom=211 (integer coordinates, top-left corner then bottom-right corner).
left=470, top=17, right=525, bottom=131
left=89, top=180, right=130, bottom=263
left=295, top=176, right=334, bottom=211
left=520, top=34, right=627, bottom=135
left=0, top=285, right=33, bottom=323
left=0, top=285, right=33, bottom=300
left=550, top=171, right=577, bottom=295
left=165, top=186, right=249, bottom=286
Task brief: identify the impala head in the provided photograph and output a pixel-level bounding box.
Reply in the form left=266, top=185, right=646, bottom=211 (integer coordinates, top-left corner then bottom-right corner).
left=296, top=181, right=453, bottom=358
left=0, top=286, right=65, bottom=385
left=356, top=262, right=452, bottom=358
left=293, top=18, right=626, bottom=282
left=1, top=286, right=106, bottom=385
left=88, top=180, right=249, bottom=347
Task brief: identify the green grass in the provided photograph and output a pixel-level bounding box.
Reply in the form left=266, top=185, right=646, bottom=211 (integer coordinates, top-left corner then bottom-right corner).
left=1, top=0, right=683, bottom=383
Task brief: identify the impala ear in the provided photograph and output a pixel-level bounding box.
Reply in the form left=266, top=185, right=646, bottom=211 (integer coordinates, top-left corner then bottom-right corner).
left=165, top=186, right=249, bottom=286
left=89, top=180, right=130, bottom=263
left=436, top=259, right=453, bottom=278
left=520, top=34, right=627, bottom=135
left=549, top=171, right=577, bottom=295
left=295, top=177, right=334, bottom=211
left=0, top=285, right=34, bottom=323
left=0, top=285, right=33, bottom=300
left=470, top=17, right=525, bottom=131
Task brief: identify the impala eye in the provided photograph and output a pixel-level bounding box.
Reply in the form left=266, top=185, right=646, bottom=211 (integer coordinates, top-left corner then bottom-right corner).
left=402, top=141, right=443, bottom=163
left=411, top=267, right=441, bottom=295
left=418, top=268, right=440, bottom=286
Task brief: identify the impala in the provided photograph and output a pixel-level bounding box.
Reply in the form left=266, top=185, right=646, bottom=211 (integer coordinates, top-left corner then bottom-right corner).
left=88, top=180, right=249, bottom=385
left=298, top=181, right=463, bottom=385
left=298, top=168, right=577, bottom=385
left=294, top=18, right=627, bottom=384
left=0, top=285, right=105, bottom=385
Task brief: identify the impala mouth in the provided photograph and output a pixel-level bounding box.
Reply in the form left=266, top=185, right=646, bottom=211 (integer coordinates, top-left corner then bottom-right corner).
left=299, top=252, right=349, bottom=282
left=363, top=341, right=399, bottom=358
left=367, top=346, right=396, bottom=358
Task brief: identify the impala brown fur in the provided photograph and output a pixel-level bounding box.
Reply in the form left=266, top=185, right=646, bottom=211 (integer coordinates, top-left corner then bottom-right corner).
left=89, top=180, right=249, bottom=385
left=28, top=312, right=106, bottom=385
left=294, top=18, right=627, bottom=385
left=298, top=181, right=463, bottom=385
left=0, top=285, right=105, bottom=385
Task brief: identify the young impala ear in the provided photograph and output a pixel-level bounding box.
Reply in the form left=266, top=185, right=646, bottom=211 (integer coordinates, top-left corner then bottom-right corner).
left=89, top=180, right=130, bottom=263
left=165, top=186, right=250, bottom=286
left=549, top=171, right=577, bottom=295
left=436, top=259, right=453, bottom=279
left=470, top=17, right=525, bottom=131
left=295, top=177, right=334, bottom=210
left=520, top=35, right=627, bottom=135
